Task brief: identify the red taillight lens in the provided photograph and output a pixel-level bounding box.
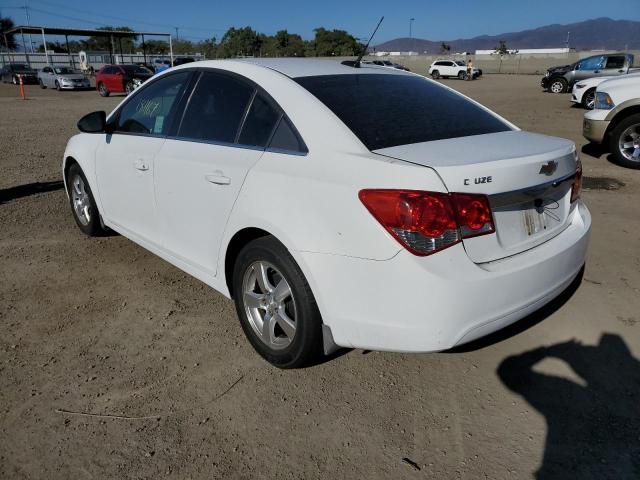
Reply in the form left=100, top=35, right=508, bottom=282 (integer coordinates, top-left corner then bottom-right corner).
left=451, top=193, right=495, bottom=238
left=359, top=189, right=495, bottom=256
left=571, top=160, right=582, bottom=203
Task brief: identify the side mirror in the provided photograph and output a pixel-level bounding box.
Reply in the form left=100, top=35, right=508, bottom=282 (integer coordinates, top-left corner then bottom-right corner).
left=77, top=111, right=107, bottom=133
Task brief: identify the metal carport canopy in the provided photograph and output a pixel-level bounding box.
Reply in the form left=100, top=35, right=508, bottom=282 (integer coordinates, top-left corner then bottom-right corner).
left=4, top=25, right=173, bottom=67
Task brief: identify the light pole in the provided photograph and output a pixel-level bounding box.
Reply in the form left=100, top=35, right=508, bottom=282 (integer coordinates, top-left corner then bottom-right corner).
left=409, top=18, right=415, bottom=38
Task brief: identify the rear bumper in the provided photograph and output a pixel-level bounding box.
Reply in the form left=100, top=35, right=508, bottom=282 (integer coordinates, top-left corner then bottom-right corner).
left=302, top=201, right=591, bottom=352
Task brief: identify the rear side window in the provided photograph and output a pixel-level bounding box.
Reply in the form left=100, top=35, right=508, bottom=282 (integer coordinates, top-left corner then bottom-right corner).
left=237, top=93, right=281, bottom=147
left=295, top=74, right=510, bottom=150
left=178, top=72, right=254, bottom=143
left=269, top=118, right=307, bottom=153
left=605, top=56, right=625, bottom=69
left=116, top=71, right=190, bottom=135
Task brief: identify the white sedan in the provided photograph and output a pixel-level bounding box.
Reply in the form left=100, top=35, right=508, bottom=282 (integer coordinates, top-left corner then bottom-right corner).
left=571, top=76, right=614, bottom=109
left=63, top=59, right=590, bottom=368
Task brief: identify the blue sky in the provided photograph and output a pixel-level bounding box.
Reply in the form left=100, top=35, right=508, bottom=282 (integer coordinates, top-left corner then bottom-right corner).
left=1, top=0, right=639, bottom=43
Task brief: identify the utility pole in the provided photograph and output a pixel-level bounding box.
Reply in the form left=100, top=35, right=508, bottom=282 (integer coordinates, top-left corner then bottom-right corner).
left=175, top=27, right=179, bottom=41
left=565, top=31, right=570, bottom=50
left=22, top=0, right=34, bottom=53
left=409, top=18, right=415, bottom=38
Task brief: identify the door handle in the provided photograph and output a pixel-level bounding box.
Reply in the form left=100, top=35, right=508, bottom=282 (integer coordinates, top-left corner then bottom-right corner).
left=205, top=174, right=231, bottom=185
left=134, top=158, right=149, bottom=171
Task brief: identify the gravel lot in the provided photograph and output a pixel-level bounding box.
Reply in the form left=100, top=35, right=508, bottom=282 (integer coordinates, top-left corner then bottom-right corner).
left=1, top=74, right=639, bottom=479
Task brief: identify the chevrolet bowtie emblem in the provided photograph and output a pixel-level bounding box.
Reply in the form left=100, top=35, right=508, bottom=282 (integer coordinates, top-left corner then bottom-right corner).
left=539, top=160, right=558, bottom=175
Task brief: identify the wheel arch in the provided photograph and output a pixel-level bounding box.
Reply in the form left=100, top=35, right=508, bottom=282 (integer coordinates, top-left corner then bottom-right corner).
left=604, top=106, right=640, bottom=139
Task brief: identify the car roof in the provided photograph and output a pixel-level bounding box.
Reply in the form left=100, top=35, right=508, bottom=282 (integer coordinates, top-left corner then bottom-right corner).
left=185, top=58, right=409, bottom=78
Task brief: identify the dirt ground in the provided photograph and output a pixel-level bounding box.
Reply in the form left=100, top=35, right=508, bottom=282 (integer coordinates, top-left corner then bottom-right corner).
left=1, top=74, right=639, bottom=480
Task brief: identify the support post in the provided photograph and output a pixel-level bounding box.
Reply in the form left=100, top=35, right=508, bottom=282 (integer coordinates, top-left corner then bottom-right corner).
left=41, top=28, right=50, bottom=66
left=141, top=34, right=147, bottom=66
left=109, top=34, right=114, bottom=64
left=21, top=28, right=31, bottom=68
left=118, top=36, right=123, bottom=64
left=169, top=34, right=174, bottom=66
left=65, top=34, right=75, bottom=69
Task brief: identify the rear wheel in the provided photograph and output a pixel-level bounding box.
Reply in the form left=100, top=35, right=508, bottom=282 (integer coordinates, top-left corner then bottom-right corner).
left=582, top=88, right=596, bottom=110
left=431, top=70, right=440, bottom=79
left=98, top=82, right=109, bottom=97
left=125, top=80, right=134, bottom=95
left=66, top=163, right=108, bottom=236
left=609, top=113, right=640, bottom=169
left=232, top=236, right=323, bottom=368
left=549, top=78, right=567, bottom=93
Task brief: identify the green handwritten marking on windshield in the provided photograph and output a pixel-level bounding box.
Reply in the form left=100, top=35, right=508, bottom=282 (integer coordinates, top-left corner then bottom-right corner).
left=136, top=99, right=161, bottom=118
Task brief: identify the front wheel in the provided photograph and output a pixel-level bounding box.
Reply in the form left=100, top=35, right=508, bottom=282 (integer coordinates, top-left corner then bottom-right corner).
left=55, top=80, right=61, bottom=91
left=458, top=71, right=467, bottom=80
left=549, top=78, right=567, bottom=93
left=232, top=236, right=323, bottom=368
left=39, top=79, right=46, bottom=89
left=125, top=81, right=134, bottom=95
left=609, top=113, right=640, bottom=169
left=431, top=70, right=440, bottom=79
left=98, top=82, right=109, bottom=97
left=582, top=88, right=596, bottom=110
left=66, top=163, right=108, bottom=236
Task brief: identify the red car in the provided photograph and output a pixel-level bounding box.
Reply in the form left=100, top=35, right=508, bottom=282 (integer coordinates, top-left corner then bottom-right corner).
left=95, top=64, right=153, bottom=97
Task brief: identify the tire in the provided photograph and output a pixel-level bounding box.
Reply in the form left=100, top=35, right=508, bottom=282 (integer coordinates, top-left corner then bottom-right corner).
left=125, top=81, right=134, bottom=95
left=608, top=113, right=640, bottom=169
left=458, top=71, right=466, bottom=80
left=232, top=236, right=323, bottom=368
left=549, top=78, right=567, bottom=94
left=98, top=82, right=109, bottom=97
left=55, top=80, right=61, bottom=91
left=66, top=163, right=108, bottom=236
left=39, top=79, right=46, bottom=89
left=582, top=88, right=596, bottom=110
left=431, top=70, right=440, bottom=79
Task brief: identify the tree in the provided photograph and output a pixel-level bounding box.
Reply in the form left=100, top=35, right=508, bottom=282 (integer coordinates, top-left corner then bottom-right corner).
left=440, top=42, right=451, bottom=54
left=309, top=28, right=360, bottom=57
left=494, top=40, right=509, bottom=55
left=81, top=26, right=138, bottom=53
left=217, top=27, right=263, bottom=58
left=262, top=30, right=306, bottom=57
left=141, top=39, right=169, bottom=54
left=1, top=16, right=17, bottom=51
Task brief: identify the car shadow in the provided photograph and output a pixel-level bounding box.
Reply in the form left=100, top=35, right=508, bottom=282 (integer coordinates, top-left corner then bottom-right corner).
left=0, top=180, right=65, bottom=205
left=448, top=267, right=584, bottom=353
left=497, top=334, right=640, bottom=478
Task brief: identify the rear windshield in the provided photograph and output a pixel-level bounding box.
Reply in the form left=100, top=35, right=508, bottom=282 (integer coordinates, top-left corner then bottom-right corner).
left=294, top=74, right=510, bottom=150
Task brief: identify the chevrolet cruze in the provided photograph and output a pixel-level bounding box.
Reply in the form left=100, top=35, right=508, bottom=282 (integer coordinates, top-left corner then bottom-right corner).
left=63, top=59, right=591, bottom=368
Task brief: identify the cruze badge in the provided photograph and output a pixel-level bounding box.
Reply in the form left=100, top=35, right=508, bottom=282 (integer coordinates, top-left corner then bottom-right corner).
left=539, top=160, right=558, bottom=176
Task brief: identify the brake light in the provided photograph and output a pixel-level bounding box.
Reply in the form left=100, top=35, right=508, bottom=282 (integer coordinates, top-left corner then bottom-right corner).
left=571, top=160, right=582, bottom=203
left=359, top=189, right=494, bottom=256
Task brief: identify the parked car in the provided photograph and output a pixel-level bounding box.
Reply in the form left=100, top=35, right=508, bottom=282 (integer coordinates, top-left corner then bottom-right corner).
left=541, top=53, right=637, bottom=94
left=38, top=66, right=91, bottom=90
left=95, top=64, right=153, bottom=96
left=428, top=60, right=480, bottom=79
left=63, top=59, right=589, bottom=368
left=153, top=59, right=172, bottom=74
left=0, top=63, right=38, bottom=84
left=454, top=60, right=482, bottom=77
left=362, top=60, right=410, bottom=71
left=570, top=76, right=614, bottom=110
left=174, top=57, right=196, bottom=67
left=583, top=74, right=640, bottom=169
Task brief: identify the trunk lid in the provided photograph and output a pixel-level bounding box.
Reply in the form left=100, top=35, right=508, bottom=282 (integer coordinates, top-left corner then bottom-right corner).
left=373, top=131, right=578, bottom=263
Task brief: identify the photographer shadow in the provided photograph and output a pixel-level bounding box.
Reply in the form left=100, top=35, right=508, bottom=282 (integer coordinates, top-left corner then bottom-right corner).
left=498, top=334, right=640, bottom=479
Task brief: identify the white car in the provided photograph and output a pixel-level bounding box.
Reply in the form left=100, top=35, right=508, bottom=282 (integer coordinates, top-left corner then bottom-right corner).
left=583, top=74, right=640, bottom=169
left=571, top=76, right=614, bottom=109
left=428, top=60, right=479, bottom=80
left=63, top=59, right=590, bottom=368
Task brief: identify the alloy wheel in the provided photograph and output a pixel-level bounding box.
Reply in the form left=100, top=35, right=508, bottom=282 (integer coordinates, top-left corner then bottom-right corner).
left=242, top=261, right=297, bottom=350
left=618, top=124, right=640, bottom=162
left=550, top=81, right=564, bottom=93
left=585, top=91, right=595, bottom=109
left=71, top=174, right=91, bottom=226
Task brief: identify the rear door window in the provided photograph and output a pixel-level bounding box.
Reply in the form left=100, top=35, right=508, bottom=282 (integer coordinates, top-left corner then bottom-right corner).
left=237, top=93, right=281, bottom=148
left=177, top=72, right=254, bottom=144
left=605, top=56, right=626, bottom=69
left=295, top=74, right=510, bottom=150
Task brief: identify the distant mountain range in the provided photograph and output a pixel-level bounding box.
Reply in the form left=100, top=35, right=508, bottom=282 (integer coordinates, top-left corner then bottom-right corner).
left=374, top=18, right=640, bottom=53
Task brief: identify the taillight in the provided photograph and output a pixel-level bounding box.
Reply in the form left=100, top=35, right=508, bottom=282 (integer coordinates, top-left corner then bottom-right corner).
left=359, top=189, right=494, bottom=256
left=571, top=160, right=582, bottom=203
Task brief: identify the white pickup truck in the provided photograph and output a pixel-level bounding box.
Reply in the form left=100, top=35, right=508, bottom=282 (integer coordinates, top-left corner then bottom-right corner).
left=583, top=74, right=640, bottom=169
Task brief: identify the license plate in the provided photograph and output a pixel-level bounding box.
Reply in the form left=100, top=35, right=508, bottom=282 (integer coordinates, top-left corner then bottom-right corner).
left=523, top=207, right=547, bottom=236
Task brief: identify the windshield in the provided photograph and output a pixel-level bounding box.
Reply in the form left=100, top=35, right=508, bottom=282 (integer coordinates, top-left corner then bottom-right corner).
left=121, top=65, right=152, bottom=74
left=455, top=61, right=466, bottom=66
left=295, top=74, right=510, bottom=150
left=54, top=67, right=74, bottom=74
